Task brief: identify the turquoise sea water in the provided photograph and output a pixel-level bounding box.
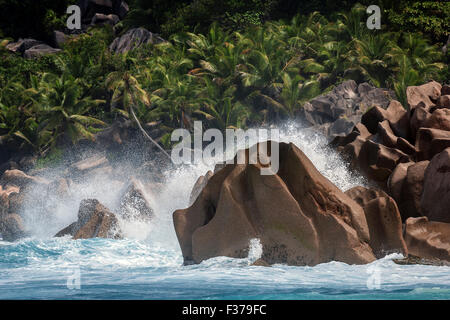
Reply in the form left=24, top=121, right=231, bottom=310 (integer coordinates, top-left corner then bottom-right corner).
left=1, top=238, right=450, bottom=300
left=1, top=123, right=449, bottom=300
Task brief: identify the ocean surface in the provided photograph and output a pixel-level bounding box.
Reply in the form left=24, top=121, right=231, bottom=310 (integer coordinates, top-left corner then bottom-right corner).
left=1, top=122, right=449, bottom=300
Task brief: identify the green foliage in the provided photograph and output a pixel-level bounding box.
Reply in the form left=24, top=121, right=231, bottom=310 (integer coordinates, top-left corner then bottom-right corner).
left=387, top=1, right=450, bottom=44
left=0, top=3, right=447, bottom=160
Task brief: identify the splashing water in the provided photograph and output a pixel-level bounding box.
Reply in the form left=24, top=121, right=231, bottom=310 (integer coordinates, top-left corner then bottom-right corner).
left=0, top=121, right=449, bottom=299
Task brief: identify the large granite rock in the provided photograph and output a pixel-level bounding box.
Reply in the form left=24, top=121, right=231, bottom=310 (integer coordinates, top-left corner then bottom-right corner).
left=55, top=199, right=122, bottom=239
left=173, top=141, right=406, bottom=266
left=109, top=28, right=166, bottom=54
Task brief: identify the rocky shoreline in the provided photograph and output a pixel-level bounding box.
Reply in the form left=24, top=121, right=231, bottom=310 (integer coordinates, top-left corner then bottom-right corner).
left=1, top=80, right=449, bottom=267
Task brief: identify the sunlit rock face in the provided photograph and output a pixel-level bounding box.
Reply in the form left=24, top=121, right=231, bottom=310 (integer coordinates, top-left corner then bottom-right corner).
left=173, top=141, right=406, bottom=266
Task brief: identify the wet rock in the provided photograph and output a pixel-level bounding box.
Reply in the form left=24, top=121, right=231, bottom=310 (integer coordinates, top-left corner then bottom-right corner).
left=0, top=169, right=49, bottom=188
left=55, top=199, right=122, bottom=239
left=251, top=259, right=271, bottom=267
left=393, top=255, right=450, bottom=266
left=0, top=213, right=25, bottom=241
left=119, top=179, right=153, bottom=222
left=109, top=28, right=165, bottom=54
left=71, top=155, right=109, bottom=173
left=404, top=217, right=450, bottom=262
left=173, top=141, right=404, bottom=266
left=420, top=147, right=450, bottom=223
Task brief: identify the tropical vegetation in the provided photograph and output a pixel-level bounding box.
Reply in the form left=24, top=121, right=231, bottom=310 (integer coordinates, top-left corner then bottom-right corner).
left=0, top=2, right=448, bottom=159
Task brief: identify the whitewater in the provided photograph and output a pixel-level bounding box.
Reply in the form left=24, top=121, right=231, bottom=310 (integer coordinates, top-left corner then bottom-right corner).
left=1, top=122, right=449, bottom=299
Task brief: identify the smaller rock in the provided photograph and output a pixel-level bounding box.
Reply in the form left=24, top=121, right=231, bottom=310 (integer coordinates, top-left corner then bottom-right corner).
left=393, top=254, right=450, bottom=266
left=6, top=38, right=43, bottom=54
left=109, top=28, right=165, bottom=54
left=91, top=13, right=120, bottom=26
left=406, top=81, right=442, bottom=110
left=119, top=179, right=154, bottom=222
left=0, top=213, right=25, bottom=241
left=1, top=169, right=49, bottom=188
left=71, top=155, right=109, bottom=173
left=55, top=199, right=122, bottom=239
left=52, top=31, right=67, bottom=48
left=404, top=217, right=450, bottom=262
left=251, top=259, right=271, bottom=267
left=24, top=44, right=61, bottom=59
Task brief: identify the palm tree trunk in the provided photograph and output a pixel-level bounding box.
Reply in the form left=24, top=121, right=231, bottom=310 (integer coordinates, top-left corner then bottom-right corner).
left=129, top=105, right=172, bottom=160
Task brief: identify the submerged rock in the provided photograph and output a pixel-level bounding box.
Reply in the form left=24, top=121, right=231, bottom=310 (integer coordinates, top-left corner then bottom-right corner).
left=173, top=141, right=406, bottom=266
left=55, top=199, right=122, bottom=239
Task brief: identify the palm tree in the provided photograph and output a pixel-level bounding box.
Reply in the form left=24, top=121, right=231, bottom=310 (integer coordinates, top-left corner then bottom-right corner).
left=30, top=72, right=107, bottom=153
left=106, top=66, right=171, bottom=159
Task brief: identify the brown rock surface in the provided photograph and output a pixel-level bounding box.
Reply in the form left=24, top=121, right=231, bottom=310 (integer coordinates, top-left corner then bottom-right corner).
left=406, top=81, right=442, bottom=110
left=404, top=217, right=450, bottom=262
left=174, top=142, right=407, bottom=266
left=0, top=213, right=25, bottom=241
left=345, top=186, right=407, bottom=258
left=55, top=199, right=122, bottom=239
left=420, top=148, right=450, bottom=223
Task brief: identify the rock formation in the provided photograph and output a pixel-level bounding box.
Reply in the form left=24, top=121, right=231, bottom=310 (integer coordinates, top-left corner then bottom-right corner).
left=55, top=199, right=122, bottom=239
left=332, top=81, right=450, bottom=223
left=173, top=141, right=407, bottom=266
left=300, top=80, right=395, bottom=140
